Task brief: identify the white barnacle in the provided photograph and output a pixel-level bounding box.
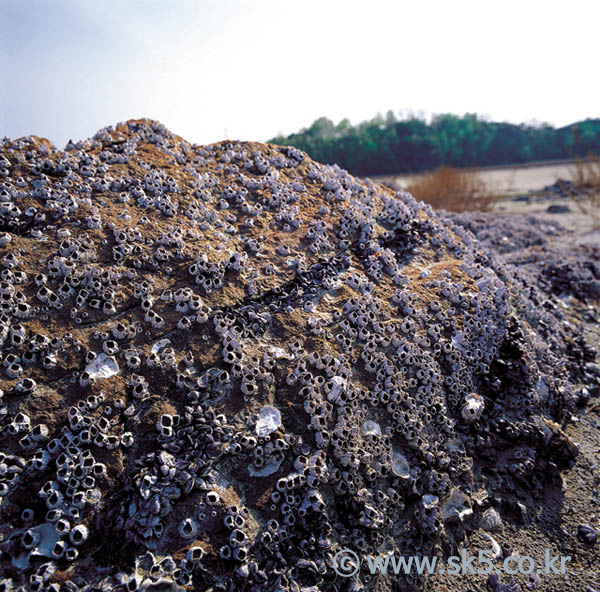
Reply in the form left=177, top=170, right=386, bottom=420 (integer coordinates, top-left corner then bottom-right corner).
left=361, top=420, right=381, bottom=438
left=255, top=406, right=282, bottom=437
left=422, top=494, right=439, bottom=510
left=151, top=338, right=171, bottom=354
left=178, top=518, right=198, bottom=540
left=461, top=393, right=484, bottom=423
left=326, top=376, right=347, bottom=403
left=85, top=353, right=119, bottom=380
left=390, top=448, right=411, bottom=479
left=121, top=432, right=135, bottom=447
left=69, top=524, right=89, bottom=546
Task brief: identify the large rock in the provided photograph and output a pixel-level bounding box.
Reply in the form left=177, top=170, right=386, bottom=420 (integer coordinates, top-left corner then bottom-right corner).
left=0, top=120, right=592, bottom=591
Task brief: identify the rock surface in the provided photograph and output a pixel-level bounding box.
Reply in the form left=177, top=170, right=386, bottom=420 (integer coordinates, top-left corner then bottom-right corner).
left=0, top=119, right=596, bottom=591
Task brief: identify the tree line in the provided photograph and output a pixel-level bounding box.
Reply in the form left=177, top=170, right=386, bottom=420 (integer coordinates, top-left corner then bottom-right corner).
left=269, top=112, right=600, bottom=176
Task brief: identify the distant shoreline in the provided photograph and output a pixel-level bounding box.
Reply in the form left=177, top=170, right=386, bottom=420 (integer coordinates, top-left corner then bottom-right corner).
left=371, top=158, right=593, bottom=196
left=370, top=156, right=594, bottom=180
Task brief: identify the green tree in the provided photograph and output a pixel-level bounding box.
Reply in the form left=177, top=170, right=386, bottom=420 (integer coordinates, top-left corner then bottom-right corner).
left=269, top=113, right=600, bottom=176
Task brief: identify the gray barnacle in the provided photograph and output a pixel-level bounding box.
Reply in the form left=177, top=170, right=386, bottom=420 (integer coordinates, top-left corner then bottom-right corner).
left=69, top=524, right=88, bottom=546
left=461, top=393, right=484, bottom=423
left=14, top=377, right=36, bottom=394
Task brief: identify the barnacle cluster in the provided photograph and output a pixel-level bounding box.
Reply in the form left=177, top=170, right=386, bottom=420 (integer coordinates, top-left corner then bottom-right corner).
left=0, top=120, right=596, bottom=591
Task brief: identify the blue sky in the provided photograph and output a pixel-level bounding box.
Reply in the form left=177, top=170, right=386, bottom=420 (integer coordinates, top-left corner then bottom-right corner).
left=1, top=0, right=599, bottom=147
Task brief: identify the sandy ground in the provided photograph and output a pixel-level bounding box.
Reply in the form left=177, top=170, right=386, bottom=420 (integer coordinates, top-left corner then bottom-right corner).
left=495, top=192, right=600, bottom=248
left=375, top=161, right=580, bottom=197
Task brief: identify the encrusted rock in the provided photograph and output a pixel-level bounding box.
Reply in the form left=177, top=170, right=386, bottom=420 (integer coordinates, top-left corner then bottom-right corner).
left=0, top=119, right=595, bottom=591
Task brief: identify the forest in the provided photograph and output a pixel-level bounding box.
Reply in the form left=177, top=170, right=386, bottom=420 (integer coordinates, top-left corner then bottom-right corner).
left=269, top=112, right=600, bottom=176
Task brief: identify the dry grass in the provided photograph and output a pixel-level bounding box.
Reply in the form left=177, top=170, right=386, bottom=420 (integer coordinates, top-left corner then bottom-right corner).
left=563, top=154, right=600, bottom=220
left=405, top=166, right=498, bottom=212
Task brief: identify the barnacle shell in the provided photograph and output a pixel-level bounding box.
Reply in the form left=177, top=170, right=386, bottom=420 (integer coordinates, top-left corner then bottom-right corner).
left=84, top=353, right=119, bottom=380
left=390, top=448, right=411, bottom=479
left=441, top=489, right=472, bottom=522
left=255, top=406, right=282, bottom=437
left=461, top=392, right=484, bottom=423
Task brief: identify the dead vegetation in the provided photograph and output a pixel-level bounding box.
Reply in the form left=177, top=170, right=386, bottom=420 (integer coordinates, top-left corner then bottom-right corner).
left=405, top=165, right=498, bottom=212
left=563, top=153, right=600, bottom=221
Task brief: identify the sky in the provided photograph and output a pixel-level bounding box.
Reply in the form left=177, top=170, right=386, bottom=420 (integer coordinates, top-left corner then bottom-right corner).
left=1, top=0, right=599, bottom=148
